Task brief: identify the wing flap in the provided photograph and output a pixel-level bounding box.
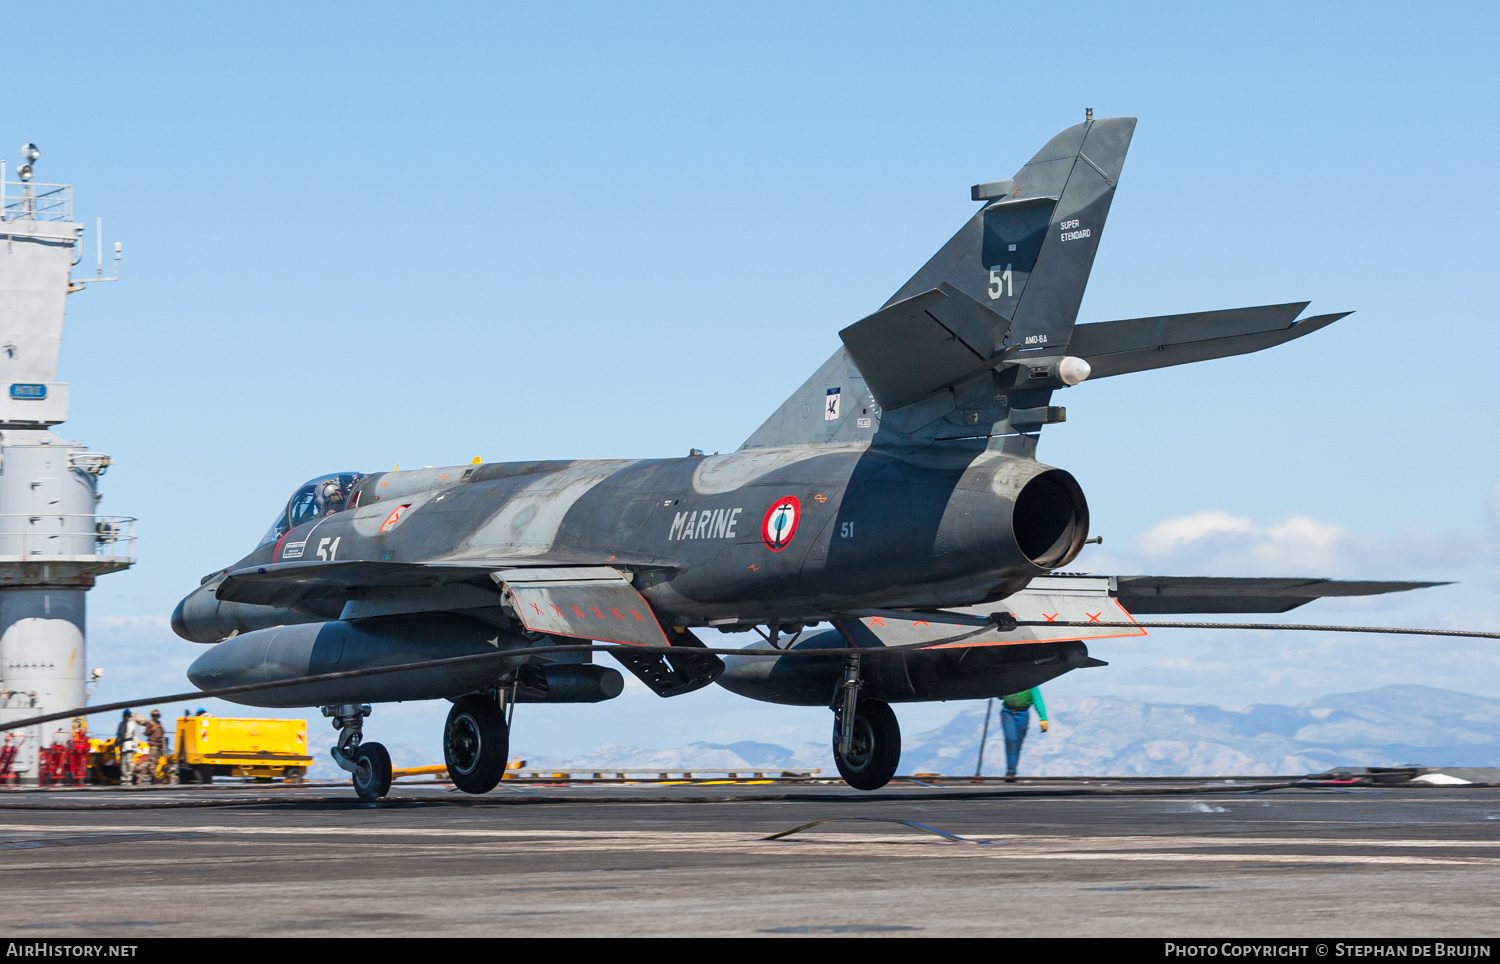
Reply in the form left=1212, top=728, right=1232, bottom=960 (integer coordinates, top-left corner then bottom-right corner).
left=843, top=579, right=1145, bottom=649
left=494, top=568, right=669, bottom=646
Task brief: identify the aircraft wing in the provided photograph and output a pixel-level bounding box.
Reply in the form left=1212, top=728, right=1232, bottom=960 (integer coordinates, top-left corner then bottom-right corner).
left=1068, top=303, right=1350, bottom=379
left=215, top=550, right=674, bottom=611
left=1102, top=575, right=1448, bottom=614
left=216, top=560, right=676, bottom=648
left=834, top=574, right=1446, bottom=649
left=215, top=560, right=505, bottom=609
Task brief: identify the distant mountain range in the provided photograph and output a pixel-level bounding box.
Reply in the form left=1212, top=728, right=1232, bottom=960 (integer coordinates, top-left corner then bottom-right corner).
left=898, top=684, right=1500, bottom=777
left=307, top=685, right=1500, bottom=779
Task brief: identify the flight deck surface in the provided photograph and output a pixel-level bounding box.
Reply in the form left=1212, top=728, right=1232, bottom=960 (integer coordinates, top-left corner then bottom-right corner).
left=1, top=780, right=1498, bottom=937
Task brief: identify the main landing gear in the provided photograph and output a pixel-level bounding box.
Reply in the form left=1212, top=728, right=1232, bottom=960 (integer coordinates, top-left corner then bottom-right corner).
left=831, top=652, right=901, bottom=791
left=444, top=692, right=510, bottom=794
left=324, top=690, right=512, bottom=802
left=323, top=703, right=392, bottom=802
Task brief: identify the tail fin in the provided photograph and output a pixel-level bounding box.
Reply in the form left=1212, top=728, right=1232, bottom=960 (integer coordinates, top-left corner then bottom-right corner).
left=742, top=117, right=1136, bottom=451
left=887, top=115, right=1136, bottom=355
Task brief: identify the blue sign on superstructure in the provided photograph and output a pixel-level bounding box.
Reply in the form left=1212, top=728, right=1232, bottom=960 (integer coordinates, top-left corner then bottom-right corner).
left=9, top=383, right=47, bottom=400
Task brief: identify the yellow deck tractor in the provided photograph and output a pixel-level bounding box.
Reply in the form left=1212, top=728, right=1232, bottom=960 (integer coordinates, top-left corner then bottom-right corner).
left=174, top=715, right=313, bottom=783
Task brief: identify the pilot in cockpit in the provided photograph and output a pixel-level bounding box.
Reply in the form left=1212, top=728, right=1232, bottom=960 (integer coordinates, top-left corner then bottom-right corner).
left=313, top=477, right=349, bottom=516
left=258, top=472, right=366, bottom=548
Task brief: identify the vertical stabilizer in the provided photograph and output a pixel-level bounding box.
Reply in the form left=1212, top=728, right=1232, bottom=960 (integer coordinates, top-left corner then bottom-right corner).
left=887, top=115, right=1135, bottom=354
left=742, top=117, right=1135, bottom=450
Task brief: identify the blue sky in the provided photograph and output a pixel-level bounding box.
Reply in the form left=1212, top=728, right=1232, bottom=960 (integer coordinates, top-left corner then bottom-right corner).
left=10, top=2, right=1500, bottom=758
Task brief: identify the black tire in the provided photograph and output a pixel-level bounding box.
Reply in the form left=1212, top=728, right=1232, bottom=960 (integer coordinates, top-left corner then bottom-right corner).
left=833, top=698, right=901, bottom=791
left=444, top=695, right=509, bottom=795
left=352, top=742, right=392, bottom=802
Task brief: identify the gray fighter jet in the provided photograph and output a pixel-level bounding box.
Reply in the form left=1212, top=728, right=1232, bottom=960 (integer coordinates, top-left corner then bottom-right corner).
left=174, top=115, right=1434, bottom=799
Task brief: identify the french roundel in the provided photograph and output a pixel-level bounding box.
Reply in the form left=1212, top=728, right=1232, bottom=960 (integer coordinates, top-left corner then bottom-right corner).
left=761, top=495, right=801, bottom=551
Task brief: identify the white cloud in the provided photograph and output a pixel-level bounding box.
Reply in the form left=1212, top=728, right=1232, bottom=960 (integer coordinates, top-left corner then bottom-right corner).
left=1136, top=510, right=1257, bottom=556
left=1133, top=510, right=1367, bottom=575
left=1126, top=509, right=1480, bottom=580
left=1247, top=515, right=1361, bottom=571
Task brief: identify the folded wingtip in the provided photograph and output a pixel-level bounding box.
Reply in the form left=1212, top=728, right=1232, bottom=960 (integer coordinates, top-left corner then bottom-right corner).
left=1292, top=309, right=1355, bottom=329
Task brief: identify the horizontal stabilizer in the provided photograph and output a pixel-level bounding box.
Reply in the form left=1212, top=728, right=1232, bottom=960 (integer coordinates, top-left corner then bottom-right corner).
left=1068, top=303, right=1349, bottom=379
left=839, top=283, right=1011, bottom=410
left=1106, top=575, right=1447, bottom=614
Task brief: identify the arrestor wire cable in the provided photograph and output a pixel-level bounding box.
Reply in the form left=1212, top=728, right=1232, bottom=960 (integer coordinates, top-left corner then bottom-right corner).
left=5, top=619, right=1499, bottom=734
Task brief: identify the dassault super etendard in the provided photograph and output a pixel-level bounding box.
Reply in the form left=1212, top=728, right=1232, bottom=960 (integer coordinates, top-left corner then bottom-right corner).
left=173, top=114, right=1434, bottom=799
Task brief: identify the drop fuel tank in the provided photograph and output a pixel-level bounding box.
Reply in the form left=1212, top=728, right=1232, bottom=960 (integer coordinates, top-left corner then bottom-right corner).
left=186, top=612, right=623, bottom=708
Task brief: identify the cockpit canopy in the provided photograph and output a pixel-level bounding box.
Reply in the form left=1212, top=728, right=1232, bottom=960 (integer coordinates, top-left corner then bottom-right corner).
left=257, top=472, right=366, bottom=548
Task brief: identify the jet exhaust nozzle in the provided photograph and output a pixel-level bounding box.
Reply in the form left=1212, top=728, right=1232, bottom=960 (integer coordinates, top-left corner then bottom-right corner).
left=1011, top=468, right=1089, bottom=570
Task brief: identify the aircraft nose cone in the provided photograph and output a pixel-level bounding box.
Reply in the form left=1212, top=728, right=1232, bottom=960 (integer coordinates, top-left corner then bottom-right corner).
left=173, top=584, right=229, bottom=644
left=170, top=597, right=190, bottom=641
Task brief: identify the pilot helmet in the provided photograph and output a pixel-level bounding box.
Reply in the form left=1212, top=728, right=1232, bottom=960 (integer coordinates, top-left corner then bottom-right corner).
left=319, top=479, right=345, bottom=502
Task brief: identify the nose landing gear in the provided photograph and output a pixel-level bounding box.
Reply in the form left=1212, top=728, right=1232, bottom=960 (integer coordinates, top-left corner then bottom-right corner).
left=323, top=703, right=392, bottom=802
left=444, top=692, right=510, bottom=794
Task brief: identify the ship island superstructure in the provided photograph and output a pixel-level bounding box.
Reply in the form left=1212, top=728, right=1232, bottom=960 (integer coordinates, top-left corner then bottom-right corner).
left=0, top=144, right=134, bottom=782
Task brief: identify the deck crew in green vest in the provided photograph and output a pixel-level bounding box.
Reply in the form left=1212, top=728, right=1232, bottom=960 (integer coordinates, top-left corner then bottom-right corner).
left=1000, top=687, right=1048, bottom=781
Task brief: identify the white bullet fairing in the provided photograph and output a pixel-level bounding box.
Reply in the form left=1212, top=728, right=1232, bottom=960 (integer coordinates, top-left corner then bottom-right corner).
left=1058, top=356, right=1092, bottom=386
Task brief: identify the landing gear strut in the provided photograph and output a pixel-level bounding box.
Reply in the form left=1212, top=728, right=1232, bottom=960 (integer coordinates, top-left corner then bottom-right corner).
left=830, top=653, right=901, bottom=791
left=323, top=703, right=391, bottom=802
left=444, top=693, right=510, bottom=794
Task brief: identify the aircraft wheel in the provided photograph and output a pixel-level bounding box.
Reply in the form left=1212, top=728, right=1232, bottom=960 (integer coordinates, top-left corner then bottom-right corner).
left=352, top=742, right=392, bottom=801
left=833, top=698, right=901, bottom=791
left=444, top=695, right=509, bottom=795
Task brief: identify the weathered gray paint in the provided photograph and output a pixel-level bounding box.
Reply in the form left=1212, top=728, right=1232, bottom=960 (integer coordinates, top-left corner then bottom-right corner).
left=174, top=116, right=1380, bottom=719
